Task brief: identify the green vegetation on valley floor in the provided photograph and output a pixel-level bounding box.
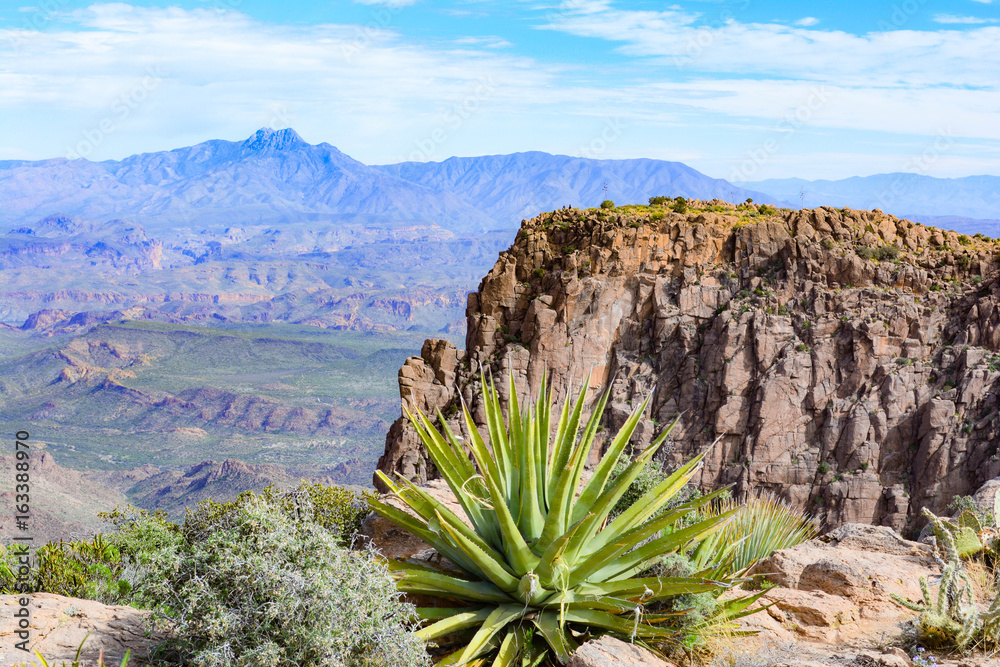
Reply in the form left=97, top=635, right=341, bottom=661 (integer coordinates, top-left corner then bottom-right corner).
left=0, top=320, right=459, bottom=481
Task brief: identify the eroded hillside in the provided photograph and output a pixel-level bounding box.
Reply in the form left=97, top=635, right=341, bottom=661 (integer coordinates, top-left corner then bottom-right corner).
left=378, top=200, right=1000, bottom=534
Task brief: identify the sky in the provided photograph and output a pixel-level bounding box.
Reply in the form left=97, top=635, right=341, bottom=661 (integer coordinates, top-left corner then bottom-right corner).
left=1, top=0, right=999, bottom=182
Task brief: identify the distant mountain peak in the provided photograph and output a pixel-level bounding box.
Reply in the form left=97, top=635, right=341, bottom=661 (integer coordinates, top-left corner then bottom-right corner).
left=242, top=127, right=308, bottom=152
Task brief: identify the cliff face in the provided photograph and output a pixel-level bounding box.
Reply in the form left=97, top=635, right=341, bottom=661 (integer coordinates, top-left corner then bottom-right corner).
left=377, top=201, right=1000, bottom=534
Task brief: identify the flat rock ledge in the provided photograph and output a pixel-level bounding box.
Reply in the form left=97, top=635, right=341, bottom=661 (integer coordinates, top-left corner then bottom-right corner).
left=0, top=593, right=169, bottom=666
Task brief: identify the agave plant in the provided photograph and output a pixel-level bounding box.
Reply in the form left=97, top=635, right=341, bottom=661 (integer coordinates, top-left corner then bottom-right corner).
left=691, top=492, right=818, bottom=576
left=371, top=373, right=743, bottom=666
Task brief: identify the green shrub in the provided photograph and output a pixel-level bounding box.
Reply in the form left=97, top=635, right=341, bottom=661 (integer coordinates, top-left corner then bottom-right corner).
left=649, top=196, right=669, bottom=206
left=600, top=200, right=615, bottom=209
left=145, top=494, right=428, bottom=667
left=757, top=204, right=777, bottom=216
left=857, top=245, right=900, bottom=262
left=672, top=197, right=688, bottom=214
left=1, top=535, right=136, bottom=604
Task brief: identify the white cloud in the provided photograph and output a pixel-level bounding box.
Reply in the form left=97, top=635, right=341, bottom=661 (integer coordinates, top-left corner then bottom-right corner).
left=538, top=3, right=1000, bottom=88
left=0, top=3, right=584, bottom=162
left=453, top=36, right=513, bottom=48
left=971, top=0, right=992, bottom=4
left=794, top=17, right=819, bottom=27
left=352, top=0, right=417, bottom=7
left=933, top=13, right=998, bottom=24
left=1, top=1, right=999, bottom=179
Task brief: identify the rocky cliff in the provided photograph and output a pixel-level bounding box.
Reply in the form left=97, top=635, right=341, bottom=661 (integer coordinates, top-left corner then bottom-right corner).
left=377, top=200, right=1000, bottom=534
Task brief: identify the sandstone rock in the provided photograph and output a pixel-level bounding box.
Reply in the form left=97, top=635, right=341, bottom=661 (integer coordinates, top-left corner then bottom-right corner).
left=566, top=635, right=674, bottom=667
left=751, top=524, right=936, bottom=645
left=378, top=204, right=1000, bottom=535
left=0, top=593, right=170, bottom=666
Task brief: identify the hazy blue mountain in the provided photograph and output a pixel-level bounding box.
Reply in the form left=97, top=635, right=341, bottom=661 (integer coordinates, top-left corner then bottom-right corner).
left=0, top=128, right=497, bottom=232
left=747, top=173, right=1000, bottom=222
left=1, top=130, right=784, bottom=234
left=378, top=153, right=780, bottom=226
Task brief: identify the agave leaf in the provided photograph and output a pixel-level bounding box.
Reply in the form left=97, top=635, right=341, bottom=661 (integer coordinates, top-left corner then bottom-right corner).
left=562, top=383, right=614, bottom=526
left=395, top=482, right=517, bottom=579
left=462, top=438, right=540, bottom=577
left=436, top=411, right=500, bottom=542
left=576, top=575, right=726, bottom=604
left=534, top=372, right=553, bottom=510
left=572, top=393, right=654, bottom=523
left=416, top=606, right=482, bottom=621
left=457, top=604, right=526, bottom=665
left=562, top=608, right=676, bottom=639
left=569, top=506, right=726, bottom=587
left=535, top=513, right=588, bottom=589
left=563, top=434, right=671, bottom=565
left=436, top=511, right=522, bottom=594
left=510, top=374, right=544, bottom=542
left=712, top=590, right=771, bottom=624
left=593, top=449, right=709, bottom=550
left=417, top=608, right=494, bottom=640
left=594, top=512, right=738, bottom=583
left=369, top=494, right=480, bottom=575
left=532, top=610, right=580, bottom=664
left=546, top=381, right=575, bottom=492
left=545, top=378, right=589, bottom=504
left=493, top=626, right=526, bottom=667
left=535, top=419, right=594, bottom=554
left=483, top=373, right=515, bottom=499
left=408, top=406, right=493, bottom=537
left=394, top=568, right=512, bottom=604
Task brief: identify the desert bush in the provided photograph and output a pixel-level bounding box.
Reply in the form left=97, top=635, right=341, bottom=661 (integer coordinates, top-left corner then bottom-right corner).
left=857, top=245, right=900, bottom=262
left=373, top=372, right=756, bottom=665
left=600, top=199, right=615, bottom=209
left=4, top=483, right=415, bottom=667
left=143, top=493, right=429, bottom=667
left=1, top=535, right=134, bottom=604
left=672, top=197, right=689, bottom=214
left=649, top=196, right=669, bottom=206
left=698, top=492, right=818, bottom=575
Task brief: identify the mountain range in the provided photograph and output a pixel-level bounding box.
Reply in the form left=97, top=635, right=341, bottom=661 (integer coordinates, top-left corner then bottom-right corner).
left=747, top=173, right=1000, bottom=224
left=0, top=127, right=784, bottom=232
left=1, top=128, right=997, bottom=332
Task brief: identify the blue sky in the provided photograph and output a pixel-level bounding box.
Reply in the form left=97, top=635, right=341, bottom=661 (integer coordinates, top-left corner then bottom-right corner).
left=1, top=1, right=998, bottom=181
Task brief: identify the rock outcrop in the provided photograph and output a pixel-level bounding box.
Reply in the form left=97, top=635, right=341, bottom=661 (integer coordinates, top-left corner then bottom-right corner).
left=0, top=593, right=169, bottom=665
left=377, top=201, right=1000, bottom=535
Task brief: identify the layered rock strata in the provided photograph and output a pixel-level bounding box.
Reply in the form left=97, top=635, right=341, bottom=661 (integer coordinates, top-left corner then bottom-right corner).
left=377, top=202, right=1000, bottom=533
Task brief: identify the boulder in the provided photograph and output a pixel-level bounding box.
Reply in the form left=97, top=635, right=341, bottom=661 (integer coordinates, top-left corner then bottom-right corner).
left=750, top=524, right=937, bottom=645
left=567, top=635, right=674, bottom=667
left=0, top=593, right=170, bottom=665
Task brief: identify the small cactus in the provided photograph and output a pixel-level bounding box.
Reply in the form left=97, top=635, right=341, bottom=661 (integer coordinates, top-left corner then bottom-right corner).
left=892, top=508, right=1000, bottom=652
left=958, top=509, right=983, bottom=533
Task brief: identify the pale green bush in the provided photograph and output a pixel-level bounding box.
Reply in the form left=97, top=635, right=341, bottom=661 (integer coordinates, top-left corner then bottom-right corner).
left=140, top=494, right=429, bottom=667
